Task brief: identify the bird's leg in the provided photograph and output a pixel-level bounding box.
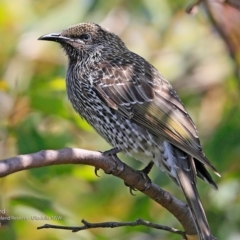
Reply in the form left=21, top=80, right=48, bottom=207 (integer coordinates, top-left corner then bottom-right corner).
left=126, top=161, right=154, bottom=195
left=137, top=161, right=154, bottom=191
left=95, top=148, right=124, bottom=176
left=140, top=161, right=154, bottom=175
left=102, top=147, right=121, bottom=156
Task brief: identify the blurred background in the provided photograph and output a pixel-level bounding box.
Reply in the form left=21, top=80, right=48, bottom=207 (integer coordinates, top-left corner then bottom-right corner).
left=0, top=0, right=240, bottom=239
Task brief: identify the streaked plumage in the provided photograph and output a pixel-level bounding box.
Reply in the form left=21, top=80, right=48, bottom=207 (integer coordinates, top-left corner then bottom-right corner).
left=39, top=23, right=220, bottom=240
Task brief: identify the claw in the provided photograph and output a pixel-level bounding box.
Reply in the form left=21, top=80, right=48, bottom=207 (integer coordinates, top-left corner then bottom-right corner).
left=94, top=167, right=100, bottom=177
left=129, top=188, right=136, bottom=196
left=129, top=187, right=137, bottom=196
left=124, top=181, right=137, bottom=196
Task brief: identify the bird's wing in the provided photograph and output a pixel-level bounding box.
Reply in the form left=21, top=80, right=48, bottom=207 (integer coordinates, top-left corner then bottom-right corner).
left=92, top=54, right=218, bottom=174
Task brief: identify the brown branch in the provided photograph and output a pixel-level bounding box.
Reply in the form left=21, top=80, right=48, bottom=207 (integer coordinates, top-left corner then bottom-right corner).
left=37, top=218, right=185, bottom=237
left=0, top=148, right=198, bottom=239
left=187, top=0, right=240, bottom=82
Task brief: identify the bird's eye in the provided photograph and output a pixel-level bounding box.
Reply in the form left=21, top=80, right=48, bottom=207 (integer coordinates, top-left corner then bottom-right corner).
left=80, top=34, right=91, bottom=41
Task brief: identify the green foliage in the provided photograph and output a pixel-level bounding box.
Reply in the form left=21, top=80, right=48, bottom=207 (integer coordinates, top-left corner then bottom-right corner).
left=0, top=0, right=240, bottom=239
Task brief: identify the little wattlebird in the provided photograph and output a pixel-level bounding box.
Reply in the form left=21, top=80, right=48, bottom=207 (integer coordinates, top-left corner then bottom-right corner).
left=39, top=23, right=220, bottom=240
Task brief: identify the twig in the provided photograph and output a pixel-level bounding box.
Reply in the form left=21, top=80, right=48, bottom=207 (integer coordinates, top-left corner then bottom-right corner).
left=37, top=218, right=185, bottom=236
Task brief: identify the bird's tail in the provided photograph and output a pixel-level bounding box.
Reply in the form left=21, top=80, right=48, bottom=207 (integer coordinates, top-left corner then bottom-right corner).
left=173, top=147, right=212, bottom=240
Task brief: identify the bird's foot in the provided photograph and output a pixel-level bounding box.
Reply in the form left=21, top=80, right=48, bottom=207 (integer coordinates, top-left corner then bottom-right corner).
left=138, top=171, right=152, bottom=191
left=94, top=148, right=122, bottom=176
left=100, top=148, right=124, bottom=176
left=125, top=161, right=154, bottom=195
left=106, top=154, right=125, bottom=176
left=137, top=161, right=153, bottom=191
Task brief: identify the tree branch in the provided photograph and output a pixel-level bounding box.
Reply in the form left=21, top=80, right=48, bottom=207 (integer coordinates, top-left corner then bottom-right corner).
left=0, top=148, right=198, bottom=239
left=37, top=218, right=185, bottom=237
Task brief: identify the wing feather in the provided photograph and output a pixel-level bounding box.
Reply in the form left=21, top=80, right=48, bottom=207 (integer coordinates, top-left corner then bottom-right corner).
left=91, top=53, right=219, bottom=174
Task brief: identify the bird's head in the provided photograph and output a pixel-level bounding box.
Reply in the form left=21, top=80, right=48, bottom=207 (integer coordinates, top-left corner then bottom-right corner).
left=38, top=22, right=127, bottom=60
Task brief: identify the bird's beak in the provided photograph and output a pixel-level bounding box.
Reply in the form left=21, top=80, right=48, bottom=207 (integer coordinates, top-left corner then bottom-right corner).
left=38, top=33, right=71, bottom=43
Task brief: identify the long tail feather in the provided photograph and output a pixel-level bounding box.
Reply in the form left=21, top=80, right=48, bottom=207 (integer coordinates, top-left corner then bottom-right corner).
left=174, top=147, right=212, bottom=240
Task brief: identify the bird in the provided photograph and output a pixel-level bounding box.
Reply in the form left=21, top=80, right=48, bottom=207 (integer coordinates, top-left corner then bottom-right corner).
left=39, top=22, right=220, bottom=240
